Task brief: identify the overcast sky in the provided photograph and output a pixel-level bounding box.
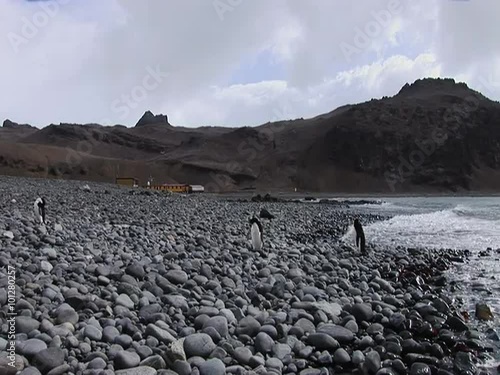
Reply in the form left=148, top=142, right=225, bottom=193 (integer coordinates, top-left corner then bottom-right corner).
left=1, top=0, right=500, bottom=128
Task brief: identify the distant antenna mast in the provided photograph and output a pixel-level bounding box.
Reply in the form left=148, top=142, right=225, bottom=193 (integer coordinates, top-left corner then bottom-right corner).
left=45, top=155, right=49, bottom=178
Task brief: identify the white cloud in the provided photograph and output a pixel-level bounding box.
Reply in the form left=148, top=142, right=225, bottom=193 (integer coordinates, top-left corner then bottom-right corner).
left=0, top=0, right=499, bottom=128
left=172, top=52, right=442, bottom=127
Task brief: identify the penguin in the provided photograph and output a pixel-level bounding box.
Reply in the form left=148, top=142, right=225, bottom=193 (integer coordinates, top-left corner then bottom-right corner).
left=353, top=218, right=366, bottom=254
left=34, top=197, right=46, bottom=225
left=259, top=208, right=275, bottom=220
left=249, top=217, right=263, bottom=252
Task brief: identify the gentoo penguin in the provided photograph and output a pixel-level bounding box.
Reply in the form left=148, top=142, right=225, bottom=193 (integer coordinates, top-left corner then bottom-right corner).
left=259, top=208, right=275, bottom=220
left=249, top=217, right=263, bottom=251
left=34, top=197, right=46, bottom=225
left=353, top=218, right=366, bottom=254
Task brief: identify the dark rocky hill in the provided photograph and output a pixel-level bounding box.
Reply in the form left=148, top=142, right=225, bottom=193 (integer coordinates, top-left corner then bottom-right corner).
left=1, top=78, right=500, bottom=193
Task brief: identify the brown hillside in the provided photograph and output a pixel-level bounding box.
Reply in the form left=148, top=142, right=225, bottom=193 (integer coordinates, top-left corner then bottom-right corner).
left=2, top=78, right=500, bottom=193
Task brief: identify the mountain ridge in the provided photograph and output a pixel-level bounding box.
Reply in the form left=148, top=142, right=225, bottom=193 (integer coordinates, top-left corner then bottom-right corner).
left=2, top=77, right=500, bottom=193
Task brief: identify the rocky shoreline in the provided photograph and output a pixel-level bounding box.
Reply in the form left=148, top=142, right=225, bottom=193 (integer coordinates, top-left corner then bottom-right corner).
left=0, top=177, right=491, bottom=375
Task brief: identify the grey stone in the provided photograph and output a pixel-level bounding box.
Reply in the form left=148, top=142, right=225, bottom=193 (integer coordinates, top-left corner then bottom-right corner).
left=19, top=339, right=47, bottom=357
left=306, top=333, right=339, bottom=350
left=166, top=270, right=188, bottom=284
left=202, top=316, right=228, bottom=338
left=172, top=360, right=191, bottom=375
left=454, top=352, right=477, bottom=375
left=41, top=261, right=53, bottom=273
left=116, top=294, right=135, bottom=309
left=317, top=324, right=354, bottom=343
left=351, top=303, right=374, bottom=322
left=19, top=368, right=42, bottom=375
left=87, top=358, right=107, bottom=369
left=114, top=351, right=141, bottom=370
left=183, top=333, right=216, bottom=358
left=199, top=358, right=225, bottom=375
left=333, top=348, right=351, bottom=364
left=236, top=316, right=261, bottom=337
left=294, top=318, right=316, bottom=334
left=365, top=350, right=381, bottom=373
left=145, top=324, right=176, bottom=344
left=103, top=325, right=120, bottom=343
left=115, top=367, right=158, bottom=375
left=140, top=355, right=167, bottom=370
left=16, top=317, right=40, bottom=334
left=233, top=347, right=252, bottom=365
left=45, top=363, right=70, bottom=375
left=84, top=325, right=102, bottom=341
left=32, top=348, right=65, bottom=373
left=55, top=304, right=79, bottom=325
left=255, top=332, right=274, bottom=354
left=409, top=362, right=431, bottom=375
left=272, top=343, right=291, bottom=360
left=353, top=350, right=365, bottom=366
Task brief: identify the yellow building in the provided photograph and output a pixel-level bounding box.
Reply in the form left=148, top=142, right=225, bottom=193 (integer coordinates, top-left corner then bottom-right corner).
left=116, top=177, right=139, bottom=187
left=149, top=184, right=190, bottom=193
left=147, top=183, right=205, bottom=193
left=165, top=184, right=190, bottom=193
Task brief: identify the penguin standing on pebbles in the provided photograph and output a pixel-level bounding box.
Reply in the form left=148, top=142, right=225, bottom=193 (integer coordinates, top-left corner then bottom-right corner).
left=34, top=197, right=46, bottom=225
left=353, top=218, right=366, bottom=254
left=249, top=217, right=263, bottom=252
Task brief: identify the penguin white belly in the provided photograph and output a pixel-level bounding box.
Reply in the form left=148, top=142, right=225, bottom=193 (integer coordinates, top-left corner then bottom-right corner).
left=34, top=199, right=42, bottom=224
left=342, top=224, right=357, bottom=248
left=251, top=223, right=262, bottom=251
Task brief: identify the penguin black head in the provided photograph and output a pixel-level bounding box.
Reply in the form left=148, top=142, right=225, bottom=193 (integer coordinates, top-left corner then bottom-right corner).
left=249, top=216, right=262, bottom=229
left=354, top=218, right=361, bottom=228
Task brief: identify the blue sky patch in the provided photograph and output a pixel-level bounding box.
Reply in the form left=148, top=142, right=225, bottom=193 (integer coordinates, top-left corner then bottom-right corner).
left=228, top=49, right=287, bottom=85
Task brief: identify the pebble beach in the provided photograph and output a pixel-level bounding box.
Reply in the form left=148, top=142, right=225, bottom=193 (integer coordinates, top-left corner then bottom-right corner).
left=0, top=176, right=490, bottom=375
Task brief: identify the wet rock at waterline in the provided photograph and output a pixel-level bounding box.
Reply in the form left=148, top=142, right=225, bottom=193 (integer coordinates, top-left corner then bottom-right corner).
left=475, top=302, right=494, bottom=321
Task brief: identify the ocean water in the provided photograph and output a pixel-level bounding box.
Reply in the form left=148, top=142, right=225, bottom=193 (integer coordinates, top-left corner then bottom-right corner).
left=343, top=196, right=500, bottom=368
left=349, top=197, right=500, bottom=250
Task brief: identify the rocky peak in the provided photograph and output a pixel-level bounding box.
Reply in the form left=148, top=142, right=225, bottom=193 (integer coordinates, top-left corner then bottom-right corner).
left=3, top=119, right=34, bottom=129
left=397, top=78, right=471, bottom=97
left=135, top=111, right=169, bottom=127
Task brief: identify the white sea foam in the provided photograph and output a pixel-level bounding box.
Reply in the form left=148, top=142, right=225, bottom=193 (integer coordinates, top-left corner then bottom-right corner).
left=350, top=196, right=500, bottom=369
